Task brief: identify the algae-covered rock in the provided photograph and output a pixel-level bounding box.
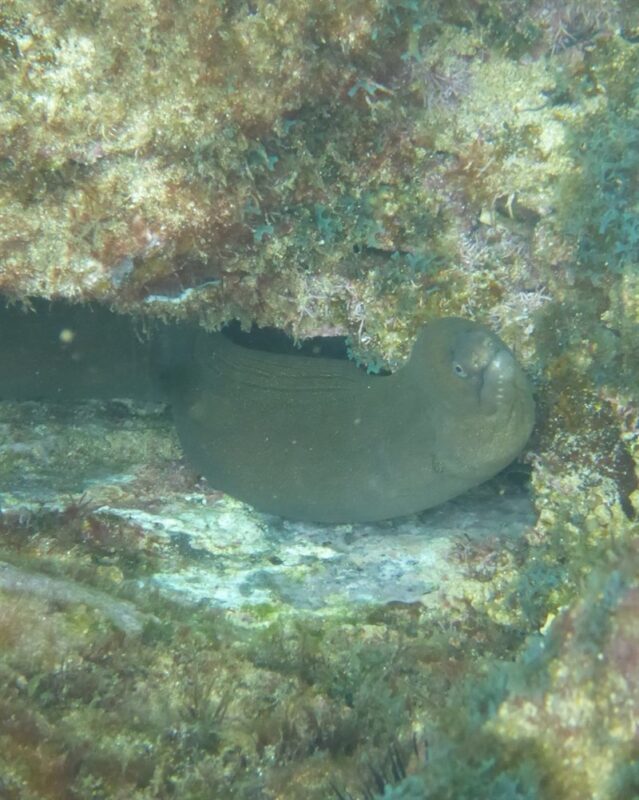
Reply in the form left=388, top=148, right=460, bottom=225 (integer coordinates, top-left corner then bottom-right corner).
left=488, top=549, right=639, bottom=800
left=0, top=392, right=536, bottom=799
left=0, top=1, right=633, bottom=350
left=1, top=1, right=639, bottom=797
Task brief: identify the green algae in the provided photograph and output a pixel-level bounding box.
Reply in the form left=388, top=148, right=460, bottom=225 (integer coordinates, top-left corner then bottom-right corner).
left=0, top=386, right=636, bottom=798
left=0, top=0, right=631, bottom=355
left=1, top=0, right=639, bottom=797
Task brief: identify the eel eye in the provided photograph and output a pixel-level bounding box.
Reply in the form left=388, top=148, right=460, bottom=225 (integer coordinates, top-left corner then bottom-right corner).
left=453, top=362, right=467, bottom=378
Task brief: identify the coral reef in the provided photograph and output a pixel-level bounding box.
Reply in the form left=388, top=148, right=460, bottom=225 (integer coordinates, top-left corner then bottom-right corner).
left=0, top=0, right=633, bottom=349
left=0, top=393, right=536, bottom=799
left=488, top=545, right=639, bottom=800
left=0, top=0, right=638, bottom=797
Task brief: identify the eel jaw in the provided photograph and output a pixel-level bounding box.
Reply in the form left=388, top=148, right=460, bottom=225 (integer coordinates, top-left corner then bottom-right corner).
left=480, top=348, right=518, bottom=416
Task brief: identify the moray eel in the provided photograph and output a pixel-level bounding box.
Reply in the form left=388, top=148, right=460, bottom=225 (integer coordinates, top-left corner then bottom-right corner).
left=167, top=318, right=534, bottom=523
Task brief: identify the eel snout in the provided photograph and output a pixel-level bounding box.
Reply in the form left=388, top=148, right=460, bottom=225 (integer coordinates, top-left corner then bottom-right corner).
left=480, top=347, right=525, bottom=417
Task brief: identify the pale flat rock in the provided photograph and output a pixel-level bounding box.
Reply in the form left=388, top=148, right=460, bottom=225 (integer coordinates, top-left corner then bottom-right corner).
left=0, top=399, right=534, bottom=619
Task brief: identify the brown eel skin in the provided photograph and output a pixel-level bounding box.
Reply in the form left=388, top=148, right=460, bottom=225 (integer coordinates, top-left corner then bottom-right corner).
left=0, top=304, right=534, bottom=523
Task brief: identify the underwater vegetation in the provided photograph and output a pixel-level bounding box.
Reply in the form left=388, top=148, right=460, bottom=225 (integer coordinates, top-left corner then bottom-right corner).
left=0, top=0, right=638, bottom=797
left=557, top=35, right=639, bottom=277
left=0, top=0, right=632, bottom=350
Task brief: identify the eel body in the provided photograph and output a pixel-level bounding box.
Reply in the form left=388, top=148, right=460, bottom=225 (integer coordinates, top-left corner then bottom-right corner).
left=167, top=318, right=534, bottom=522
left=0, top=303, right=534, bottom=522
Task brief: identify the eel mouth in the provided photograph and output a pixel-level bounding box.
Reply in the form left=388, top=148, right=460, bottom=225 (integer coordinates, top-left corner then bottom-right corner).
left=479, top=347, right=519, bottom=416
